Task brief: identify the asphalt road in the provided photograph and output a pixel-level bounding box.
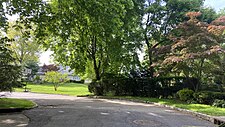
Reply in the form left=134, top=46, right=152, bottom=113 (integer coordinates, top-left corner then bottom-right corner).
left=7, top=92, right=216, bottom=127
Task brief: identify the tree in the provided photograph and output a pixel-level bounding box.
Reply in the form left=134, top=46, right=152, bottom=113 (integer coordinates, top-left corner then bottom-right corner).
left=0, top=37, right=21, bottom=91
left=156, top=12, right=225, bottom=91
left=142, top=0, right=204, bottom=77
left=199, top=7, right=218, bottom=24
left=0, top=1, right=22, bottom=91
left=208, top=16, right=225, bottom=91
left=44, top=71, right=69, bottom=91
left=25, top=60, right=39, bottom=79
left=217, top=8, right=225, bottom=17
left=7, top=22, right=40, bottom=66
left=28, top=0, right=144, bottom=80
left=0, top=1, right=7, bottom=30
left=42, top=64, right=59, bottom=72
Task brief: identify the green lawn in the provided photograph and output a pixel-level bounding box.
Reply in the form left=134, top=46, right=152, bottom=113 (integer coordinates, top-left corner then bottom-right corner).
left=105, top=96, right=225, bottom=116
left=15, top=83, right=92, bottom=96
left=0, top=98, right=35, bottom=109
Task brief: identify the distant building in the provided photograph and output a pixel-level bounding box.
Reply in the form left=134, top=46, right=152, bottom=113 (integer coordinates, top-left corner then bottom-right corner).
left=58, top=65, right=80, bottom=81
left=36, top=64, right=80, bottom=81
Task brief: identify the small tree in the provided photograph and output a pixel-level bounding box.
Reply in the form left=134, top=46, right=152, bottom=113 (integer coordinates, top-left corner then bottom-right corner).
left=44, top=71, right=69, bottom=91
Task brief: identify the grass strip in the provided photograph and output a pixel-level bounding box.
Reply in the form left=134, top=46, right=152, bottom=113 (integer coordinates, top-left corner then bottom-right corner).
left=0, top=98, right=35, bottom=109
left=105, top=96, right=225, bottom=116
left=15, top=83, right=92, bottom=96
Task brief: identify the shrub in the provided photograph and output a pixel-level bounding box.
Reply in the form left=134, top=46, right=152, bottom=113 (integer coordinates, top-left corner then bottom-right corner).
left=34, top=75, right=41, bottom=83
left=177, top=88, right=194, bottom=101
left=88, top=80, right=104, bottom=96
left=70, top=80, right=84, bottom=84
left=212, top=99, right=225, bottom=108
left=193, top=92, right=213, bottom=104
left=88, top=73, right=188, bottom=98
left=101, top=74, right=187, bottom=97
left=210, top=92, right=225, bottom=100
left=194, top=91, right=225, bottom=104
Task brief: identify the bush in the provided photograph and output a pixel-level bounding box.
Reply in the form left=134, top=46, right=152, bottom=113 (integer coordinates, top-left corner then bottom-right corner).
left=194, top=91, right=225, bottom=104
left=193, top=92, right=213, bottom=104
left=70, top=80, right=84, bottom=84
left=212, top=99, right=225, bottom=108
left=34, top=75, right=41, bottom=83
left=101, top=73, right=187, bottom=97
left=210, top=92, right=225, bottom=100
left=88, top=80, right=104, bottom=96
left=201, top=84, right=224, bottom=92
left=177, top=88, right=194, bottom=101
left=88, top=72, right=188, bottom=97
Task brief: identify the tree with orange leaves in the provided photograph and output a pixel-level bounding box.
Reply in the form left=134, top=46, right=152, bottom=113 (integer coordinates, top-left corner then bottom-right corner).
left=154, top=12, right=225, bottom=91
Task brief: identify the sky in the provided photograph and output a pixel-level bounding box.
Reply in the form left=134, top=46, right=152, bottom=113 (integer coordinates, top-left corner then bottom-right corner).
left=204, top=0, right=225, bottom=11
left=39, top=50, right=54, bottom=65
left=27, top=0, right=225, bottom=65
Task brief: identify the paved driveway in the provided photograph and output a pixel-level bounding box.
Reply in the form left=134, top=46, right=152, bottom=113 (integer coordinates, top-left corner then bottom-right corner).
left=3, top=92, right=217, bottom=127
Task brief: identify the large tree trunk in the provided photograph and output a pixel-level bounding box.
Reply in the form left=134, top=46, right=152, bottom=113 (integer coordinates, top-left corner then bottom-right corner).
left=93, top=57, right=101, bottom=80
left=91, top=35, right=101, bottom=81
left=145, top=34, right=154, bottom=78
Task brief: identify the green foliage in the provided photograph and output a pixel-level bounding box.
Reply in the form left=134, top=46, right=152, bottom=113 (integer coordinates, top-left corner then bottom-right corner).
left=25, top=60, right=39, bottom=78
left=34, top=75, right=41, bottom=83
left=194, top=91, right=225, bottom=104
left=3, top=0, right=225, bottom=99
left=199, top=7, right=218, bottom=23
left=142, top=0, right=204, bottom=77
left=217, top=8, right=225, bottom=17
left=212, top=99, right=225, bottom=108
left=0, top=3, right=22, bottom=91
left=24, top=0, right=144, bottom=80
left=177, top=88, right=194, bottom=101
left=0, top=1, right=8, bottom=29
left=0, top=37, right=22, bottom=91
left=155, top=12, right=225, bottom=91
left=7, top=22, right=40, bottom=66
left=88, top=72, right=188, bottom=97
left=193, top=92, right=213, bottom=104
left=44, top=71, right=69, bottom=91
left=88, top=80, right=104, bottom=96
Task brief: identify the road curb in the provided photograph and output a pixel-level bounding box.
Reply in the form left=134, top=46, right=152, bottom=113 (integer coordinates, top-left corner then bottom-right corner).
left=89, top=96, right=225, bottom=126
left=0, top=100, right=38, bottom=114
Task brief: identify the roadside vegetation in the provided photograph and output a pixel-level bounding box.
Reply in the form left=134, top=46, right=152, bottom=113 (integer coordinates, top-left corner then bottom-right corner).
left=0, top=98, right=35, bottom=109
left=103, top=96, right=225, bottom=116
left=15, top=83, right=92, bottom=96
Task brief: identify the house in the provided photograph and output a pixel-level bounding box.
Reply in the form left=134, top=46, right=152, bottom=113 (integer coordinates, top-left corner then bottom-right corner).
left=36, top=64, right=81, bottom=81
left=58, top=65, right=81, bottom=81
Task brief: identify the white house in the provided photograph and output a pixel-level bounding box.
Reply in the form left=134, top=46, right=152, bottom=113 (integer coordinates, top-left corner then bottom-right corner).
left=58, top=65, right=81, bottom=81
left=36, top=64, right=81, bottom=81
